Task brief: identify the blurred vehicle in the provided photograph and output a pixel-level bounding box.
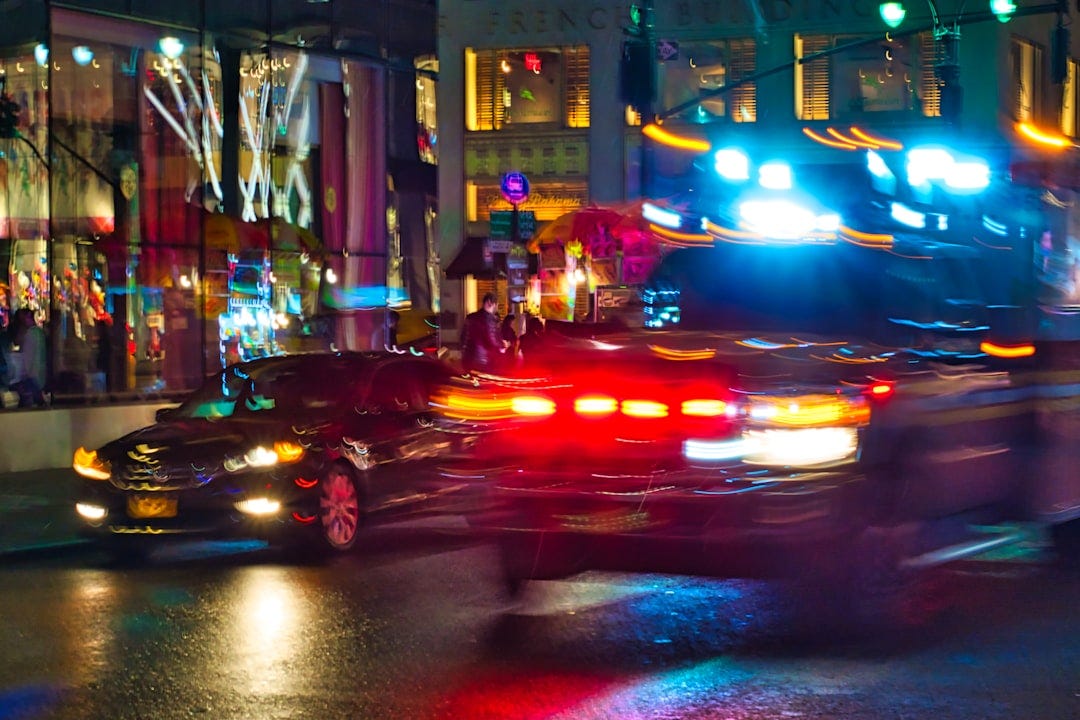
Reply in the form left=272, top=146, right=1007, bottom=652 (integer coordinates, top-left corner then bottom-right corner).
left=73, top=351, right=476, bottom=559
left=437, top=236, right=1070, bottom=627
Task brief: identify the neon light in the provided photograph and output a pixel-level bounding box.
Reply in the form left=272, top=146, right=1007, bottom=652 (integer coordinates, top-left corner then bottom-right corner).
left=1016, top=122, right=1070, bottom=149
left=642, top=123, right=711, bottom=152
left=294, top=476, right=318, bottom=489
left=291, top=512, right=317, bottom=524
left=802, top=127, right=857, bottom=150
left=980, top=341, right=1035, bottom=358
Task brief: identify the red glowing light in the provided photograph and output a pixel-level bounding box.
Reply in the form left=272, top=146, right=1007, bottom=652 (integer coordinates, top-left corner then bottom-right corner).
left=294, top=476, right=318, bottom=489
left=524, top=52, right=541, bottom=73
left=868, top=382, right=895, bottom=400
left=291, top=512, right=316, bottom=524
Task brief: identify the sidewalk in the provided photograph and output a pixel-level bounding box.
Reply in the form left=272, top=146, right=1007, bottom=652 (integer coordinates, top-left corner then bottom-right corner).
left=0, top=467, right=89, bottom=557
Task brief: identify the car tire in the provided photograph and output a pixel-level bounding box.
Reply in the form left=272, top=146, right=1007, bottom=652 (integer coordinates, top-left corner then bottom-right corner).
left=844, top=525, right=923, bottom=633
left=1050, top=518, right=1080, bottom=568
left=317, top=462, right=364, bottom=553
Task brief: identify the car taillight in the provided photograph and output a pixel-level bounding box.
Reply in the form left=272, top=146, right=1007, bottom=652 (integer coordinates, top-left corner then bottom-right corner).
left=681, top=398, right=729, bottom=417
left=511, top=395, right=557, bottom=416
left=574, top=394, right=618, bottom=416
left=867, top=381, right=895, bottom=400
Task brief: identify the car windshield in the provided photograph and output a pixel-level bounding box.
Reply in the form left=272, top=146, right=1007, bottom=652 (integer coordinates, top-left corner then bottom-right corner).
left=645, top=240, right=990, bottom=340
left=170, top=357, right=370, bottom=419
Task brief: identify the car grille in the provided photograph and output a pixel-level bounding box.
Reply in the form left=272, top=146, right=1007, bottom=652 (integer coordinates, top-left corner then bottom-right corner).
left=112, top=460, right=211, bottom=491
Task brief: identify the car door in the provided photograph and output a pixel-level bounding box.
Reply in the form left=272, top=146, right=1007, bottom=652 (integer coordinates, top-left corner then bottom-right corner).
left=357, top=359, right=459, bottom=517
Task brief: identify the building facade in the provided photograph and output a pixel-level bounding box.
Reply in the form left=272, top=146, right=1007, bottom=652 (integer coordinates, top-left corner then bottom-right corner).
left=437, top=0, right=1080, bottom=338
left=0, top=0, right=439, bottom=408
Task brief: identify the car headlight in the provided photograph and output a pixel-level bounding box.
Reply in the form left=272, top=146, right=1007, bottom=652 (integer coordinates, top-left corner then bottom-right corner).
left=73, top=447, right=111, bottom=480
left=242, top=440, right=306, bottom=468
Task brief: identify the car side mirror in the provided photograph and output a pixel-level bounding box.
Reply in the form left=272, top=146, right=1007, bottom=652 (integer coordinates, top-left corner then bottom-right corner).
left=155, top=406, right=175, bottom=422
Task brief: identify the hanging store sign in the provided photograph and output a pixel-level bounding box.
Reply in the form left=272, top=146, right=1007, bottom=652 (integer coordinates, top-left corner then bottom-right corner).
left=500, top=172, right=530, bottom=205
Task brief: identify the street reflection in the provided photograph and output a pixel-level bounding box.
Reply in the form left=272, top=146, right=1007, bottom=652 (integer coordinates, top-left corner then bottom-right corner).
left=227, top=566, right=309, bottom=695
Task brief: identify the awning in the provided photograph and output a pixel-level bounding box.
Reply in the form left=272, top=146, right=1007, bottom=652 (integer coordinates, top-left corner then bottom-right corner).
left=444, top=236, right=503, bottom=279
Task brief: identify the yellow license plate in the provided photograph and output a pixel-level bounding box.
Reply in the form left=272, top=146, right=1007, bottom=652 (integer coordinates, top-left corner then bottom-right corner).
left=127, top=494, right=178, bottom=519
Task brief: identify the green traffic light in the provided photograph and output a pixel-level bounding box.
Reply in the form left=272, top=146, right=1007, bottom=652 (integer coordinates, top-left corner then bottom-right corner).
left=990, top=0, right=1017, bottom=21
left=630, top=4, right=643, bottom=27
left=879, top=2, right=907, bottom=28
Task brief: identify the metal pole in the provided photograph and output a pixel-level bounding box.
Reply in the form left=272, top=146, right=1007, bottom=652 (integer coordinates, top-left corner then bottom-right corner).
left=639, top=0, right=655, bottom=200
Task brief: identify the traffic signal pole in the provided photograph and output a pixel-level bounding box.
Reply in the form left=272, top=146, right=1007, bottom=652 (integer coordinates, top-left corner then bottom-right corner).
left=620, top=1, right=657, bottom=199
left=640, top=0, right=655, bottom=200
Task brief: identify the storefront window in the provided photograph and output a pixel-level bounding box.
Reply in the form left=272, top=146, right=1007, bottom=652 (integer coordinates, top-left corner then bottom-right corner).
left=658, top=40, right=756, bottom=123
left=0, top=5, right=395, bottom=407
left=416, top=56, right=438, bottom=164
left=796, top=33, right=940, bottom=121
left=466, top=47, right=587, bottom=131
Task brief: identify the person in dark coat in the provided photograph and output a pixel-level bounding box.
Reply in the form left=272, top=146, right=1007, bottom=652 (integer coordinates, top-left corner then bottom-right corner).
left=517, top=314, right=548, bottom=370
left=460, top=292, right=504, bottom=373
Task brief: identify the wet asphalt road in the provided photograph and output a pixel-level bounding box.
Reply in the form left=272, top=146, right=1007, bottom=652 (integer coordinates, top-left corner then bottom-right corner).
left=0, top=524, right=1077, bottom=720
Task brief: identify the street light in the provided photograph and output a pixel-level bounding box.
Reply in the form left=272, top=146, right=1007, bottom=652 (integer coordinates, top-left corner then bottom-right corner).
left=878, top=0, right=1016, bottom=28
left=875, top=0, right=1016, bottom=121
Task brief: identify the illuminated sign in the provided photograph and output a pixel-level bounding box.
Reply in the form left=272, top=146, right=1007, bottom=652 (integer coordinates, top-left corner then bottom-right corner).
left=500, top=171, right=530, bottom=205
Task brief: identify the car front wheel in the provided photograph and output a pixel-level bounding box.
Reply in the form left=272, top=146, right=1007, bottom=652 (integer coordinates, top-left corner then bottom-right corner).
left=318, top=463, right=363, bottom=552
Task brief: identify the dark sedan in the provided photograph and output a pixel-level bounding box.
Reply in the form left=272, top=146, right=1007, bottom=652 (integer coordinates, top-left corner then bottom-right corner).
left=73, top=351, right=475, bottom=558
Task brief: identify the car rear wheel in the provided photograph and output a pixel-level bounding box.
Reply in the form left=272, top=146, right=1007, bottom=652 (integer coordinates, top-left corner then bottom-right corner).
left=1050, top=518, right=1080, bottom=568
left=318, top=463, right=363, bottom=552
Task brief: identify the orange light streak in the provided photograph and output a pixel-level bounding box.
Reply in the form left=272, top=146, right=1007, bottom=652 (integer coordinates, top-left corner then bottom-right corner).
left=850, top=126, right=903, bottom=150
left=1016, top=122, right=1071, bottom=149
left=802, top=127, right=857, bottom=150
left=648, top=345, right=717, bottom=360
left=980, top=341, right=1036, bottom=358
left=827, top=127, right=877, bottom=149
left=642, top=123, right=711, bottom=152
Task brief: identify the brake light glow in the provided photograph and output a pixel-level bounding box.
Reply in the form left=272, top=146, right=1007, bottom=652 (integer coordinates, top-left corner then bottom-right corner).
left=621, top=399, right=669, bottom=418
left=575, top=395, right=619, bottom=416
left=868, top=382, right=895, bottom=400
left=511, top=395, right=557, bottom=416
left=681, top=399, right=729, bottom=416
